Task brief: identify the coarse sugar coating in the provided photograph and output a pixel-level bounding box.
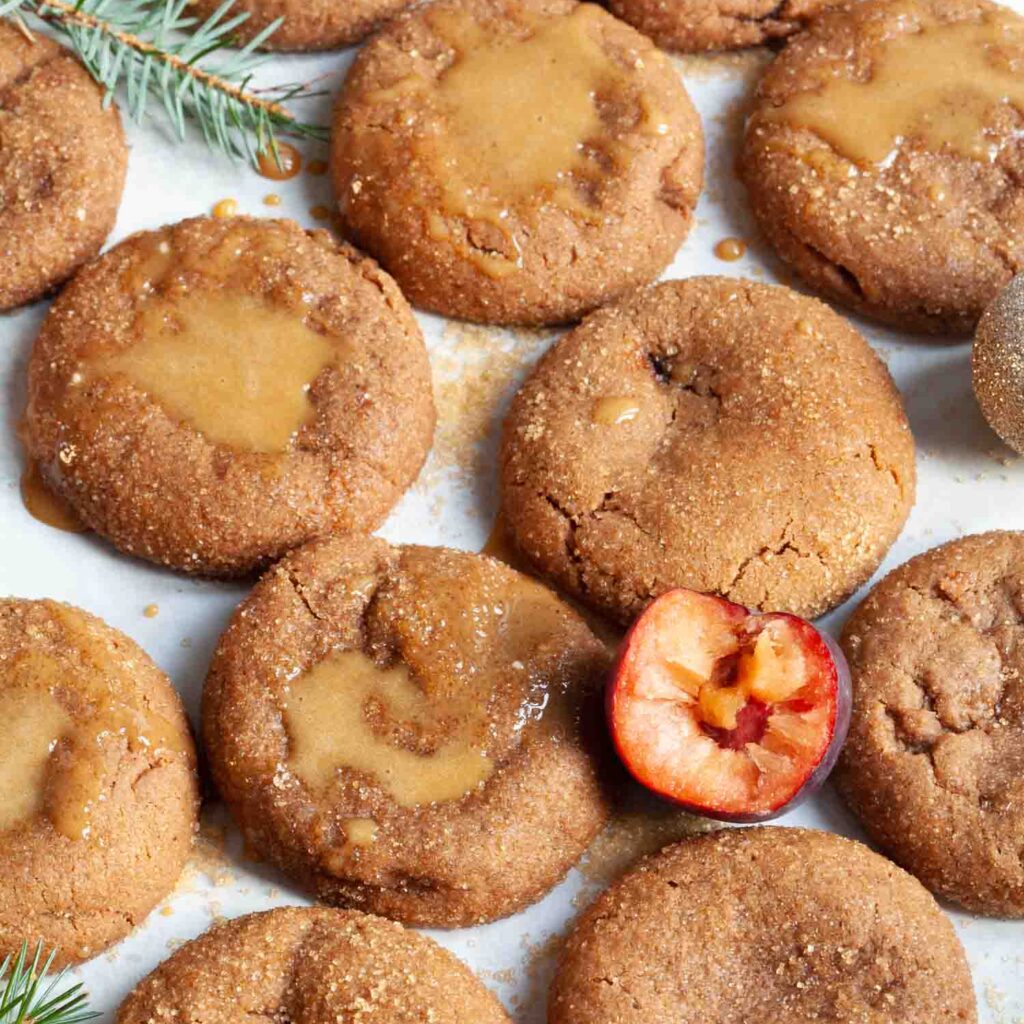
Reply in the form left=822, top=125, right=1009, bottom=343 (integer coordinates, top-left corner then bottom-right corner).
left=0, top=599, right=198, bottom=967
left=606, top=0, right=845, bottom=53
left=330, top=0, right=704, bottom=325
left=0, top=22, right=127, bottom=310
left=835, top=531, right=1024, bottom=916
left=203, top=535, right=612, bottom=927
left=117, top=907, right=511, bottom=1024
left=499, top=277, right=916, bottom=624
left=740, top=0, right=1024, bottom=334
left=23, top=216, right=435, bottom=577
left=187, top=0, right=418, bottom=49
left=549, top=827, right=977, bottom=1023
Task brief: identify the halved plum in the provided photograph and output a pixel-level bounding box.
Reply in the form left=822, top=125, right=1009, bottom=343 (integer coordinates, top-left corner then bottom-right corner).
left=607, top=588, right=851, bottom=821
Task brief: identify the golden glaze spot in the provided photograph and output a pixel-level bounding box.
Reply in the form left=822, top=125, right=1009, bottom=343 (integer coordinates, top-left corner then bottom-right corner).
left=86, top=293, right=337, bottom=453
left=592, top=396, right=642, bottom=425
left=212, top=198, right=239, bottom=219
left=0, top=685, right=71, bottom=832
left=257, top=142, right=302, bottom=181
left=762, top=11, right=1024, bottom=165
left=391, top=4, right=660, bottom=277
left=714, top=237, right=747, bottom=261
left=20, top=461, right=87, bottom=533
left=343, top=817, right=378, bottom=844
left=0, top=617, right=187, bottom=840
left=284, top=650, right=493, bottom=806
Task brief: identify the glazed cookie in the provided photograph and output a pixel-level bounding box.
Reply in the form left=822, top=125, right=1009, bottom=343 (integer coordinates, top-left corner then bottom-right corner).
left=0, top=599, right=198, bottom=967
left=203, top=536, right=611, bottom=927
left=549, top=828, right=977, bottom=1024
left=117, top=907, right=510, bottom=1024
left=606, top=0, right=843, bottom=53
left=23, top=216, right=434, bottom=577
left=499, top=277, right=916, bottom=624
left=188, top=0, right=417, bottom=49
left=331, top=0, right=704, bottom=325
left=0, top=22, right=127, bottom=310
left=741, top=0, right=1024, bottom=334
left=835, top=532, right=1024, bottom=916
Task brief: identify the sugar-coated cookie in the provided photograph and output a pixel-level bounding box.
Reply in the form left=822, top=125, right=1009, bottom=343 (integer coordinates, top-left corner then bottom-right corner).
left=203, top=536, right=611, bottom=927
left=500, top=277, right=916, bottom=623
left=331, top=0, right=704, bottom=325
left=24, top=216, right=434, bottom=576
left=836, top=531, right=1024, bottom=916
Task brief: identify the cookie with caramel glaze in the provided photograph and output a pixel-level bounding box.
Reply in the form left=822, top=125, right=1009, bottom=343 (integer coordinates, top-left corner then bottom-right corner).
left=23, top=216, right=435, bottom=577
left=0, top=599, right=198, bottom=967
left=331, top=0, right=704, bottom=325
left=203, top=536, right=612, bottom=927
left=740, top=0, right=1024, bottom=334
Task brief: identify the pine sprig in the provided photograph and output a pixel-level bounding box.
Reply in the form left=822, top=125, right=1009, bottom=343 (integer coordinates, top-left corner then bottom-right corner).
left=0, top=942, right=96, bottom=1024
left=0, top=0, right=327, bottom=165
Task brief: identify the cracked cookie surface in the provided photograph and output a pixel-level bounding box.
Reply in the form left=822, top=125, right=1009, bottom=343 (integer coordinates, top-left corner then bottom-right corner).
left=23, top=216, right=435, bottom=577
left=117, top=907, right=510, bottom=1024
left=0, top=599, right=198, bottom=967
left=836, top=531, right=1024, bottom=916
left=499, top=277, right=915, bottom=624
left=740, top=0, right=1024, bottom=334
left=0, top=21, right=127, bottom=310
left=606, top=0, right=844, bottom=53
left=330, top=0, right=703, bottom=325
left=549, top=827, right=976, bottom=1024
left=203, top=536, right=612, bottom=927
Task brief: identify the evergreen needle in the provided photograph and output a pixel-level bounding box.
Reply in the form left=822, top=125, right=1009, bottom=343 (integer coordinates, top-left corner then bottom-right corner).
left=0, top=0, right=327, bottom=166
left=0, top=942, right=97, bottom=1024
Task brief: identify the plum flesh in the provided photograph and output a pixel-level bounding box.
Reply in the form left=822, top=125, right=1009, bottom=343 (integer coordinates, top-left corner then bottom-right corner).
left=607, top=588, right=851, bottom=822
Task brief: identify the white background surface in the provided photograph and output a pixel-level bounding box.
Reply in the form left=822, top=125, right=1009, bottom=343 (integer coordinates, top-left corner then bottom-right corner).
left=0, top=17, right=1022, bottom=1023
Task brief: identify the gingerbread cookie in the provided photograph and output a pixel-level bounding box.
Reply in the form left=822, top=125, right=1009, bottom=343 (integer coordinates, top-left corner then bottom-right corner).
left=607, top=0, right=844, bottom=53
left=973, top=273, right=1024, bottom=454
left=500, top=277, right=916, bottom=624
left=117, top=907, right=510, bottom=1024
left=331, top=0, right=704, bottom=325
left=550, top=828, right=977, bottom=1023
left=188, top=0, right=418, bottom=49
left=0, top=599, right=198, bottom=966
left=741, top=0, right=1024, bottom=334
left=836, top=531, right=1024, bottom=916
left=0, top=23, right=127, bottom=310
left=203, top=536, right=611, bottom=927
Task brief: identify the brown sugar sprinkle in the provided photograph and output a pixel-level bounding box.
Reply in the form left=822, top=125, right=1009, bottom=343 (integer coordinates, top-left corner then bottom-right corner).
left=263, top=193, right=282, bottom=207
left=309, top=204, right=332, bottom=221
left=577, top=802, right=715, bottom=889
left=256, top=141, right=302, bottom=181
left=143, top=604, right=159, bottom=619
left=211, top=198, right=238, bottom=219
left=307, top=158, right=328, bottom=175
left=714, top=237, right=747, bottom=261
left=418, top=321, right=554, bottom=494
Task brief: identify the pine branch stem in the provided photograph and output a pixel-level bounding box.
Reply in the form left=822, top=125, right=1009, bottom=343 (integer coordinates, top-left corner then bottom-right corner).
left=32, top=0, right=294, bottom=122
